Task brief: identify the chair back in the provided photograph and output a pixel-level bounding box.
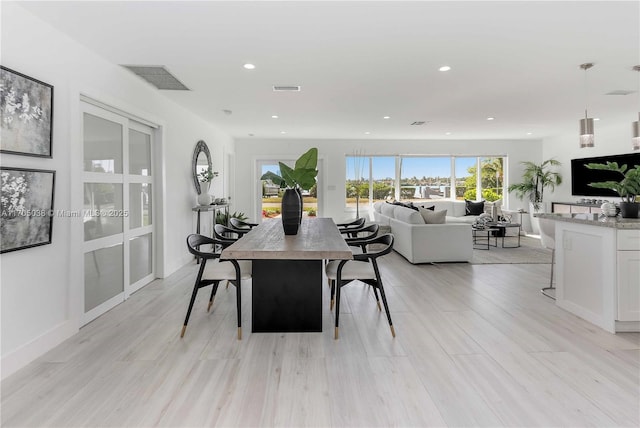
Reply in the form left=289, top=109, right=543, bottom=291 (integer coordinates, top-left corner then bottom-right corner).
left=186, top=234, right=219, bottom=258
left=337, top=217, right=366, bottom=229
left=230, top=218, right=257, bottom=229
left=351, top=233, right=394, bottom=260
left=214, top=224, right=245, bottom=241
left=538, top=218, right=555, bottom=250
left=345, top=223, right=379, bottom=241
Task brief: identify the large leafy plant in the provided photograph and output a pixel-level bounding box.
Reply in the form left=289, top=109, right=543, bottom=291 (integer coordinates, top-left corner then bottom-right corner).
left=585, top=162, right=640, bottom=203
left=508, top=159, right=562, bottom=211
left=260, top=148, right=318, bottom=190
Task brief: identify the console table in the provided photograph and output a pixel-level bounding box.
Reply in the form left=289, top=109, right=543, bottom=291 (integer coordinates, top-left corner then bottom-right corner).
left=221, top=218, right=353, bottom=332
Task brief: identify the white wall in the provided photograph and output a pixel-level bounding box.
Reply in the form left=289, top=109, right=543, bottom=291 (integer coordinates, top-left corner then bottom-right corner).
left=233, top=138, right=542, bottom=222
left=542, top=121, right=638, bottom=203
left=0, top=4, right=234, bottom=378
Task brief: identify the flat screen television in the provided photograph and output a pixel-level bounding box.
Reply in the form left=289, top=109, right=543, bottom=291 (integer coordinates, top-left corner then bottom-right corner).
left=571, top=153, right=640, bottom=197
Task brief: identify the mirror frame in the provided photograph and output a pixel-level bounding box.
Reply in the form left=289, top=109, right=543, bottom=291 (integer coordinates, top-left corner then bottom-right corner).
left=192, top=140, right=212, bottom=195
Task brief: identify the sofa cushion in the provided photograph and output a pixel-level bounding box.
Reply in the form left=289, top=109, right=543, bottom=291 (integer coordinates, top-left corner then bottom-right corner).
left=381, top=202, right=396, bottom=218
left=419, top=207, right=447, bottom=224
left=395, top=205, right=425, bottom=224
left=465, top=199, right=485, bottom=216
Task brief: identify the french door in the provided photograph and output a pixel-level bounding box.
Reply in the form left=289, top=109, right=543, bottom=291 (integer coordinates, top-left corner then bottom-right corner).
left=81, top=102, right=155, bottom=325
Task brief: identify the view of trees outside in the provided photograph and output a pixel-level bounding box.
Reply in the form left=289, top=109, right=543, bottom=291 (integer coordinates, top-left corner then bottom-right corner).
left=345, top=155, right=505, bottom=209
left=260, top=163, right=318, bottom=218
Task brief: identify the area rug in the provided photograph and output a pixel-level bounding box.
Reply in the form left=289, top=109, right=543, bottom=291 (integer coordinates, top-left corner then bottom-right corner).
left=471, top=235, right=552, bottom=264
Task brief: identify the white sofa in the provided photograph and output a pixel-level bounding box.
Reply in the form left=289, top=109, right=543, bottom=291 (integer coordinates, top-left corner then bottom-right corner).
left=372, top=201, right=473, bottom=264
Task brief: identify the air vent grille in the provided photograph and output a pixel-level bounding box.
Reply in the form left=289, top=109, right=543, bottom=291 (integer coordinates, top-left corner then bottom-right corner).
left=273, top=85, right=301, bottom=92
left=121, top=65, right=190, bottom=90
left=410, top=121, right=426, bottom=126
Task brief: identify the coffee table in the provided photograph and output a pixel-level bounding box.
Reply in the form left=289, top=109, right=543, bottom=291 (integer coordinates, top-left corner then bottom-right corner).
left=488, top=222, right=522, bottom=248
left=472, top=226, right=499, bottom=250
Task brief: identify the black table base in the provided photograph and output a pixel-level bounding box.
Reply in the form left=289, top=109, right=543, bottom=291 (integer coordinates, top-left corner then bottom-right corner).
left=251, top=259, right=323, bottom=332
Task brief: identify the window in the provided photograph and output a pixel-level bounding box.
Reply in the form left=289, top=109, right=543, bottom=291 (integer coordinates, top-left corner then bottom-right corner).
left=345, top=154, right=505, bottom=209
left=399, top=157, right=451, bottom=202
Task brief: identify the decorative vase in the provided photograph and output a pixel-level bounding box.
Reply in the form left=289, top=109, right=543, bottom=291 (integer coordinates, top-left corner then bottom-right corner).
left=197, top=182, right=212, bottom=206
left=619, top=201, right=639, bottom=219
left=296, top=188, right=304, bottom=223
left=281, top=188, right=302, bottom=235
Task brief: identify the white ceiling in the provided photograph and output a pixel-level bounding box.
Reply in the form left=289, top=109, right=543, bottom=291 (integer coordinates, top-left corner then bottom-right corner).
left=17, top=1, right=640, bottom=141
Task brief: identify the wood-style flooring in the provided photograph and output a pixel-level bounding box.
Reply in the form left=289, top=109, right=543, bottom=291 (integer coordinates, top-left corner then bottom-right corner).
left=2, top=252, right=639, bottom=427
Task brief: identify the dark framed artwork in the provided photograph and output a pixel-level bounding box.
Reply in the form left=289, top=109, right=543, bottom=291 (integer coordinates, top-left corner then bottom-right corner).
left=0, top=66, right=54, bottom=157
left=1, top=167, right=55, bottom=253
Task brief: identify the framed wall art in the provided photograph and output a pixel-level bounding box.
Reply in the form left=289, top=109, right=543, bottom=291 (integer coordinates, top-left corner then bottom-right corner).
left=0, top=66, right=53, bottom=157
left=1, top=167, right=55, bottom=253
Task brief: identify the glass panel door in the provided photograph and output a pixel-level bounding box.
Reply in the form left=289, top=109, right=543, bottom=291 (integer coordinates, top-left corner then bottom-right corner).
left=81, top=103, right=154, bottom=324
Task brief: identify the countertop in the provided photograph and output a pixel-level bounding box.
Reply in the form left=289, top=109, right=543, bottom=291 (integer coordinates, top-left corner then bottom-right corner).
left=535, top=213, right=640, bottom=229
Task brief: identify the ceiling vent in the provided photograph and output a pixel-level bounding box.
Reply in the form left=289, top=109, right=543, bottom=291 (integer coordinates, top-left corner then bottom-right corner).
left=273, top=85, right=301, bottom=92
left=605, top=90, right=635, bottom=96
left=410, top=121, right=426, bottom=126
left=121, top=65, right=190, bottom=90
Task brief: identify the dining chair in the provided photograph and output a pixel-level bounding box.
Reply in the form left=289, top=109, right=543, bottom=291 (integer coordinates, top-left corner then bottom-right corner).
left=214, top=223, right=249, bottom=241
left=325, top=233, right=395, bottom=339
left=336, top=217, right=366, bottom=237
left=183, top=234, right=251, bottom=339
left=344, top=223, right=379, bottom=253
left=229, top=218, right=258, bottom=230
left=538, top=217, right=556, bottom=299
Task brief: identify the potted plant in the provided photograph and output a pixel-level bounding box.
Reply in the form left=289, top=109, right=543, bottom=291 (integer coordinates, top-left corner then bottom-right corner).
left=585, top=161, right=640, bottom=218
left=508, top=159, right=562, bottom=234
left=260, top=148, right=318, bottom=235
left=196, top=166, right=219, bottom=205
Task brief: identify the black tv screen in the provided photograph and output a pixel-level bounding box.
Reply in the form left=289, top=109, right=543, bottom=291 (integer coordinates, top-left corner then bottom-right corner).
left=571, top=153, right=640, bottom=197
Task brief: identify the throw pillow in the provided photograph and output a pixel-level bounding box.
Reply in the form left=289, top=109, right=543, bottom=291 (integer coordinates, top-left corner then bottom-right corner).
left=419, top=207, right=447, bottom=224
left=465, top=199, right=485, bottom=216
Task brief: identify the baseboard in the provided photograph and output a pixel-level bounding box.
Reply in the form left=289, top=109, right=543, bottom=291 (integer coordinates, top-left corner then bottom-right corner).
left=1, top=319, right=77, bottom=380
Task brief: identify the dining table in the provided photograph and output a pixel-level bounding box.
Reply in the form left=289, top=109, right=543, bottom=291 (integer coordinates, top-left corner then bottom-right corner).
left=220, top=217, right=353, bottom=332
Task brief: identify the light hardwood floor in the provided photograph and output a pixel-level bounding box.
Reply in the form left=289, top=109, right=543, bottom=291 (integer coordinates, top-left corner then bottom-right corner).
left=2, top=252, right=639, bottom=427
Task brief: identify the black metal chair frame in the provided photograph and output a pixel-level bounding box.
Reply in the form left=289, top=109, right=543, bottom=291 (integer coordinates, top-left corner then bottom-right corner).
left=329, top=233, right=395, bottom=339
left=336, top=217, right=366, bottom=237
left=229, top=218, right=258, bottom=230
left=183, top=234, right=243, bottom=339
left=344, top=223, right=379, bottom=252
left=214, top=223, right=249, bottom=241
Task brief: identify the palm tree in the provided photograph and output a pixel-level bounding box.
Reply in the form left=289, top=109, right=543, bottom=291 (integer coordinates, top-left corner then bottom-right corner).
left=508, top=159, right=562, bottom=211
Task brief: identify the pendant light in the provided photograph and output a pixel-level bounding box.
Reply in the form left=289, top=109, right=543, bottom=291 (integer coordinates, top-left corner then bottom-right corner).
left=579, top=63, right=595, bottom=148
left=633, top=65, right=640, bottom=151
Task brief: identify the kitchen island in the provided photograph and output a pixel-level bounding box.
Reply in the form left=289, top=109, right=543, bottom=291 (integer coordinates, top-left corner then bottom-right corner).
left=536, top=213, right=640, bottom=333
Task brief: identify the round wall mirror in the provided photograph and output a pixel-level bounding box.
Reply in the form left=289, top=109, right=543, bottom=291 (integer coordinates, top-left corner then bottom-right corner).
left=192, top=140, right=212, bottom=195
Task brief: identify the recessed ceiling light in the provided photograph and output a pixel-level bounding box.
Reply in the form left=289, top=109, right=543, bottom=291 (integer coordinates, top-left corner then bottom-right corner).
left=271, top=115, right=279, bottom=119
left=364, top=132, right=371, bottom=135
left=487, top=117, right=495, bottom=121
left=280, top=131, right=287, bottom=134
left=439, top=66, right=451, bottom=72
left=594, top=118, right=601, bottom=121
left=243, top=63, right=255, bottom=70
left=527, top=132, right=533, bottom=135
left=445, top=132, right=451, bottom=135
left=383, top=116, right=390, bottom=119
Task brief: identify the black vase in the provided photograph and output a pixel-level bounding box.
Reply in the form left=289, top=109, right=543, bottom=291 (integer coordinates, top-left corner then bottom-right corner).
left=296, top=188, right=303, bottom=224
left=619, top=202, right=640, bottom=219
left=281, top=188, right=302, bottom=235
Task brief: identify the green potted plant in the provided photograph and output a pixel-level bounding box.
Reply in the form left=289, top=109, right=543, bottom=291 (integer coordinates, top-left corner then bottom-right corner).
left=508, top=159, right=562, bottom=234
left=585, top=161, right=640, bottom=218
left=260, top=148, right=318, bottom=235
